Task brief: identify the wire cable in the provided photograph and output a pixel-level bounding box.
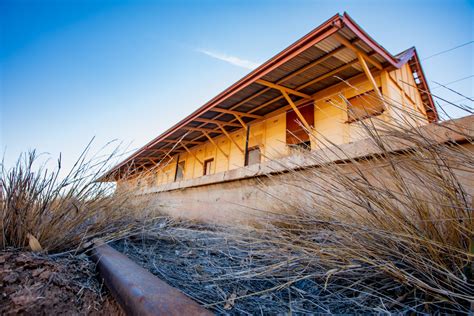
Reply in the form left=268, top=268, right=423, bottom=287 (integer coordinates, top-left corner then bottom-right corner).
left=422, top=40, right=473, bottom=60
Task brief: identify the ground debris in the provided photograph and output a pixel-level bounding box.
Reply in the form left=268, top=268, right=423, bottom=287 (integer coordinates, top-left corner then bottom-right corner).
left=0, top=249, right=122, bottom=315
left=112, top=227, right=367, bottom=315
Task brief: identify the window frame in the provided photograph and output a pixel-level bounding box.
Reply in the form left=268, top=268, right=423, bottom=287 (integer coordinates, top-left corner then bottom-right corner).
left=174, top=160, right=185, bottom=182
left=203, top=158, right=214, bottom=176
left=345, top=89, right=385, bottom=123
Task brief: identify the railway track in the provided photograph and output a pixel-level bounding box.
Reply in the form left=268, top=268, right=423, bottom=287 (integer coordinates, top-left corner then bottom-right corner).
left=91, top=242, right=213, bottom=316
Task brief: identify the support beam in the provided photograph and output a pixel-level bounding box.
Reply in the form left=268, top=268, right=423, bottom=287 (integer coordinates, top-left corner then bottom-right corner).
left=334, top=33, right=383, bottom=70
left=233, top=114, right=248, bottom=130
left=185, top=127, right=222, bottom=134
left=180, top=142, right=203, bottom=166
left=210, top=108, right=263, bottom=119
left=148, top=158, right=159, bottom=165
left=217, top=124, right=244, bottom=154
left=193, top=118, right=241, bottom=128
left=281, top=90, right=312, bottom=131
left=162, top=140, right=202, bottom=145
left=140, top=156, right=166, bottom=160
left=356, top=52, right=383, bottom=99
left=147, top=148, right=184, bottom=153
left=256, top=79, right=312, bottom=99
left=203, top=131, right=229, bottom=158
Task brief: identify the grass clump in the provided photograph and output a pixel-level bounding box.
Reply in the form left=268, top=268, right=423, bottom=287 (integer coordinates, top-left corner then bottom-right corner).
left=0, top=144, right=150, bottom=254
left=115, top=91, right=473, bottom=314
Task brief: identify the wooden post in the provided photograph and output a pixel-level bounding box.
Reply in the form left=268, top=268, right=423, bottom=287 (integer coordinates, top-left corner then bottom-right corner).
left=244, top=124, right=250, bottom=166
left=173, top=154, right=180, bottom=182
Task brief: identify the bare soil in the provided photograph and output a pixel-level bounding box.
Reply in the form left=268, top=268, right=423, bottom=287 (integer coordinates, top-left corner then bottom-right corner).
left=0, top=249, right=123, bottom=315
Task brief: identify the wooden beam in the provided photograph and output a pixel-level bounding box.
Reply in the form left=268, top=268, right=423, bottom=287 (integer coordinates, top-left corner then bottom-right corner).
left=233, top=114, right=248, bottom=130
left=140, top=156, right=165, bottom=160
left=334, top=33, right=383, bottom=70
left=185, top=127, right=222, bottom=134
left=281, top=90, right=312, bottom=131
left=217, top=124, right=244, bottom=154
left=256, top=79, right=312, bottom=99
left=193, top=117, right=241, bottom=128
left=203, top=131, right=228, bottom=158
left=210, top=108, right=262, bottom=119
left=180, top=142, right=203, bottom=166
left=245, top=61, right=359, bottom=116
left=356, top=52, right=383, bottom=99
left=162, top=139, right=202, bottom=145
left=147, top=148, right=184, bottom=153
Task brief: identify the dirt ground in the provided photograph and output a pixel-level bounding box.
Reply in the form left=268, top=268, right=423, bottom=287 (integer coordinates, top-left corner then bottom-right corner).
left=0, top=249, right=123, bottom=315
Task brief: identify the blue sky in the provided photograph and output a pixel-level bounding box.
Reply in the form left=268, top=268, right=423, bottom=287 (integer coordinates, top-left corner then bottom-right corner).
left=1, top=0, right=473, bottom=174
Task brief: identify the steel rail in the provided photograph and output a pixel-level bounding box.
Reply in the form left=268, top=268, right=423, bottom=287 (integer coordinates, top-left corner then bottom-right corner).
left=91, top=242, right=213, bottom=316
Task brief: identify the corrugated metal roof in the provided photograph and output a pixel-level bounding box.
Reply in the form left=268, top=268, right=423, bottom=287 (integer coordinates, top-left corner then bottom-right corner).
left=100, top=13, right=436, bottom=181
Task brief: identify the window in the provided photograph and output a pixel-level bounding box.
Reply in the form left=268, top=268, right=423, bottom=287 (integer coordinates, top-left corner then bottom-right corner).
left=174, top=161, right=185, bottom=181
left=245, top=146, right=261, bottom=166
left=346, top=90, right=384, bottom=123
left=203, top=158, right=214, bottom=176
left=286, top=103, right=314, bottom=147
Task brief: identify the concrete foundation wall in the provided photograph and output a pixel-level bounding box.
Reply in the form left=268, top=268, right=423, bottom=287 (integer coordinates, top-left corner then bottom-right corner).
left=134, top=116, right=473, bottom=224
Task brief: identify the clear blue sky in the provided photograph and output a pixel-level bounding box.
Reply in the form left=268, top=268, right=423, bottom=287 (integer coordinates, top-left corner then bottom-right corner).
left=1, top=0, right=473, bottom=174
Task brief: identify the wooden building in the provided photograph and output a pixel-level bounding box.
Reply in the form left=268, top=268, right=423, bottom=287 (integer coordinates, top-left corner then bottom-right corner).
left=100, top=13, right=440, bottom=220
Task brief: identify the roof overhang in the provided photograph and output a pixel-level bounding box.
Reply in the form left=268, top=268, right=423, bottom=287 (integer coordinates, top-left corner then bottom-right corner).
left=99, top=12, right=437, bottom=182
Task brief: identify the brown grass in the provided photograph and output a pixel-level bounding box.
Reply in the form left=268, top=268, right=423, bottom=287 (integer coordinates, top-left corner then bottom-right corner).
left=0, top=144, right=156, bottom=254
left=116, top=87, right=473, bottom=313
left=1, top=83, right=472, bottom=313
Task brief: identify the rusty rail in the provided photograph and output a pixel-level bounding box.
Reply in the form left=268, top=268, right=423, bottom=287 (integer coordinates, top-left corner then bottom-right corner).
left=90, top=242, right=213, bottom=316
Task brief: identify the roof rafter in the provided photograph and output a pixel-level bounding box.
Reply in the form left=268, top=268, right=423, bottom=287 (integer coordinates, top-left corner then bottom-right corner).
left=211, top=108, right=262, bottom=119
left=185, top=127, right=224, bottom=134
left=256, top=79, right=312, bottom=99
left=193, top=117, right=241, bottom=128
left=333, top=33, right=383, bottom=70
left=162, top=139, right=202, bottom=145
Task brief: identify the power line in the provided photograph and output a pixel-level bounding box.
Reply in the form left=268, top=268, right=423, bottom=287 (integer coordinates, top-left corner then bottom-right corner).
left=431, top=74, right=474, bottom=90
left=432, top=80, right=474, bottom=102
left=422, top=40, right=473, bottom=60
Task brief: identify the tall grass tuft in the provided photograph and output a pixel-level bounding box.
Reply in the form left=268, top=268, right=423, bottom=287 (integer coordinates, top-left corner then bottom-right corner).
left=119, top=88, right=473, bottom=313
left=0, top=144, right=151, bottom=254
left=228, top=92, right=474, bottom=312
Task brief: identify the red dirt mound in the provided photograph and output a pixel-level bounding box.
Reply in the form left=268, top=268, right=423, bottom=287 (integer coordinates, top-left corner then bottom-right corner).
left=0, top=249, right=123, bottom=315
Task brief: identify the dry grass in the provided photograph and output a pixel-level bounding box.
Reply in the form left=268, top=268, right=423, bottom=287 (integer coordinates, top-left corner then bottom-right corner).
left=116, top=88, right=473, bottom=314
left=0, top=143, right=156, bottom=254
left=1, top=83, right=472, bottom=313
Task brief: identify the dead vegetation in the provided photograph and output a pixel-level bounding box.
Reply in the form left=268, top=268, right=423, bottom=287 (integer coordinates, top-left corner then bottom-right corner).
left=115, top=92, right=473, bottom=314
left=0, top=144, right=154, bottom=254
left=0, top=87, right=472, bottom=314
